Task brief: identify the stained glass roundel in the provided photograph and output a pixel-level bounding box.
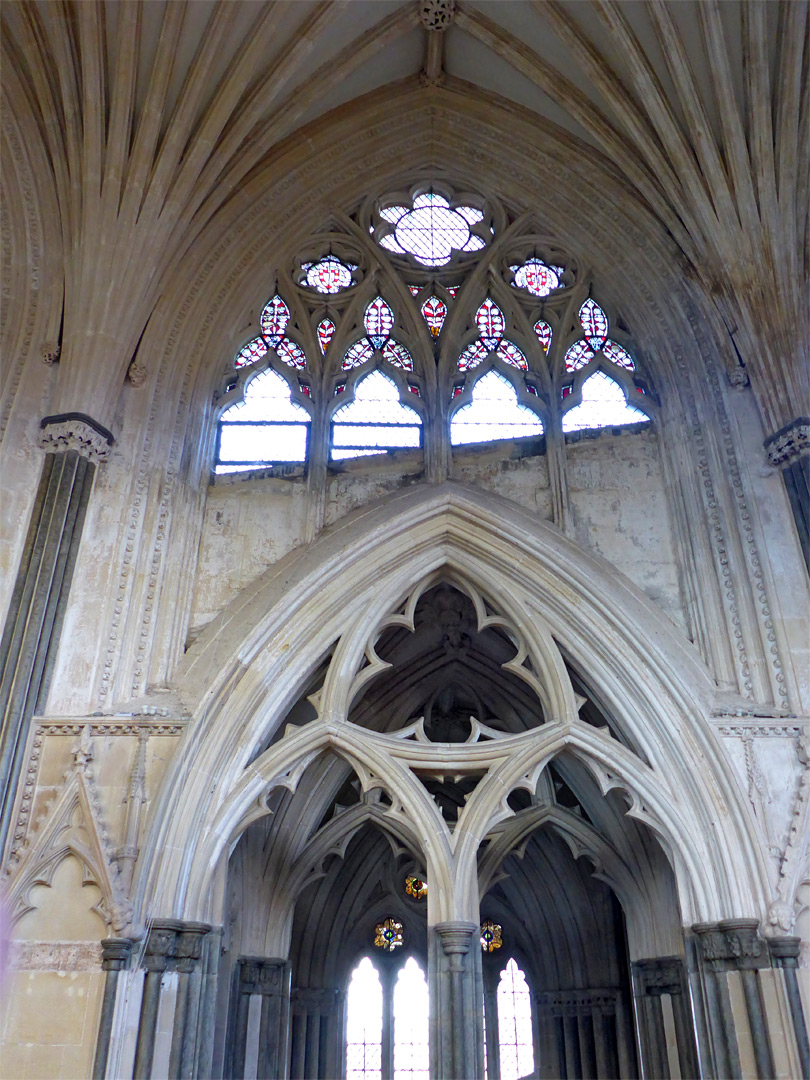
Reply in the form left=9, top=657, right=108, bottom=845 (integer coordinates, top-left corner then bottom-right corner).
left=511, top=259, right=561, bottom=297
left=301, top=255, right=355, bottom=294
left=379, top=193, right=486, bottom=267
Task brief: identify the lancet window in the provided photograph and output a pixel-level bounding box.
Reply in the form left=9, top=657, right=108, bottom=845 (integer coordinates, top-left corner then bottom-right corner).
left=213, top=184, right=656, bottom=476
left=346, top=955, right=429, bottom=1080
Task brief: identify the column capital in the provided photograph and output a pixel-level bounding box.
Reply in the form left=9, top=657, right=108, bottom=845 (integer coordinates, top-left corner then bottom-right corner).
left=768, top=936, right=801, bottom=968
left=101, top=937, right=133, bottom=971
left=38, top=412, right=114, bottom=463
left=632, top=956, right=685, bottom=996
left=692, top=919, right=768, bottom=971
left=434, top=920, right=477, bottom=956
left=143, top=919, right=184, bottom=971
left=175, top=923, right=210, bottom=974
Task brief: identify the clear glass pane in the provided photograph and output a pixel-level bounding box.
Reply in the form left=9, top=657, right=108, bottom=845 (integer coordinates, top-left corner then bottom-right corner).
left=394, top=957, right=430, bottom=1080
left=451, top=371, right=543, bottom=446
left=217, top=422, right=307, bottom=466
left=562, top=370, right=649, bottom=432
left=346, top=958, right=383, bottom=1080
left=497, top=959, right=534, bottom=1080
left=333, top=370, right=422, bottom=429
left=222, top=369, right=310, bottom=423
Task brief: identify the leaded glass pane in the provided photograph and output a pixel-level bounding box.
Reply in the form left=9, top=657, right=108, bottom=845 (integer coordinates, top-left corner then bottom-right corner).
left=235, top=337, right=269, bottom=368
left=222, top=369, right=309, bottom=423
left=393, top=958, right=429, bottom=1080
left=380, top=193, right=486, bottom=266
left=458, top=341, right=489, bottom=371
left=317, top=318, right=336, bottom=354
left=260, top=295, right=291, bottom=341
left=564, top=339, right=595, bottom=371
left=497, top=959, right=534, bottom=1080
left=218, top=423, right=307, bottom=466
left=562, top=370, right=649, bottom=432
left=496, top=341, right=528, bottom=370
left=511, top=258, right=560, bottom=297
left=451, top=371, right=543, bottom=446
left=579, top=299, right=608, bottom=347
left=346, top=958, right=383, bottom=1080
left=475, top=299, right=505, bottom=341
left=533, top=320, right=552, bottom=354
left=382, top=339, right=414, bottom=370
left=302, top=255, right=354, bottom=293
left=332, top=370, right=422, bottom=459
left=421, top=296, right=447, bottom=337
left=343, top=339, right=376, bottom=370
left=602, top=339, right=635, bottom=370
left=364, top=297, right=395, bottom=342
left=275, top=339, right=307, bottom=369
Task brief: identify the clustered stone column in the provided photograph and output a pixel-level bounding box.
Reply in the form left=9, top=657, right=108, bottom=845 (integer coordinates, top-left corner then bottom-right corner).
left=534, top=988, right=634, bottom=1079
left=691, top=918, right=796, bottom=1080
left=289, top=986, right=343, bottom=1080
left=769, top=936, right=810, bottom=1079
left=228, top=956, right=292, bottom=1080
left=0, top=415, right=112, bottom=853
left=429, top=921, right=485, bottom=1080
left=631, top=956, right=699, bottom=1079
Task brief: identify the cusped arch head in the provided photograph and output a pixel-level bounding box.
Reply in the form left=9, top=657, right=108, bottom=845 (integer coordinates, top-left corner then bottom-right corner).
left=134, top=482, right=768, bottom=931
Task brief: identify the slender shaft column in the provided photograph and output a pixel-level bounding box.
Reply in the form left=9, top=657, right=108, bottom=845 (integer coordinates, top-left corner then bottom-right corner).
left=256, top=960, right=292, bottom=1080
left=764, top=418, right=809, bottom=572
left=133, top=921, right=182, bottom=1080
left=93, top=938, right=133, bottom=1080
left=769, top=937, right=810, bottom=1079
left=167, top=924, right=210, bottom=1080
left=430, top=921, right=484, bottom=1079
left=632, top=956, right=699, bottom=1079
left=381, top=966, right=395, bottom=1080
left=0, top=414, right=112, bottom=854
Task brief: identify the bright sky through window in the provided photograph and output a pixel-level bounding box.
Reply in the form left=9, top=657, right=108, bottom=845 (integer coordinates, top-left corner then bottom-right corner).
left=217, top=369, right=309, bottom=473
left=451, top=371, right=543, bottom=446
left=562, top=371, right=649, bottom=432
left=497, top=960, right=534, bottom=1080
left=393, top=959, right=429, bottom=1080
left=379, top=194, right=487, bottom=266
left=346, top=958, right=383, bottom=1080
left=332, top=370, right=422, bottom=459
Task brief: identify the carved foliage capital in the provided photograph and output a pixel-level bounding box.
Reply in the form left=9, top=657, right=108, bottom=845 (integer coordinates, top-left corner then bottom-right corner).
left=38, top=413, right=114, bottom=463
left=419, top=0, right=456, bottom=31
left=692, top=919, right=766, bottom=971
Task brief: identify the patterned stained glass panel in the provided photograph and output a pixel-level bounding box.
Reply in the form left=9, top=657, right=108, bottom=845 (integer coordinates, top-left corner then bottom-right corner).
left=451, top=372, right=543, bottom=446
left=346, top=958, right=383, bottom=1080
left=562, top=371, right=650, bottom=432
left=343, top=339, right=376, bottom=370
left=512, top=259, right=561, bottom=297
left=275, top=338, right=307, bottom=369
left=446, top=286, right=459, bottom=298
left=564, top=340, right=595, bottom=371
left=457, top=341, right=489, bottom=371
left=421, top=296, right=447, bottom=337
left=303, top=255, right=355, bottom=294
left=602, top=339, right=635, bottom=370
left=235, top=336, right=269, bottom=368
left=496, top=341, right=528, bottom=370
left=534, top=320, right=552, bottom=354
left=382, top=340, right=414, bottom=370
left=579, top=299, right=609, bottom=347
left=260, top=295, right=291, bottom=343
left=408, top=285, right=421, bottom=296
left=364, top=297, right=395, bottom=342
left=475, top=299, right=505, bottom=341
left=497, top=960, right=534, bottom=1080
left=317, top=318, right=336, bottom=354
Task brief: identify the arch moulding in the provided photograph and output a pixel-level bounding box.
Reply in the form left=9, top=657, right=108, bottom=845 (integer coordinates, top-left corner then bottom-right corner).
left=134, top=483, right=770, bottom=934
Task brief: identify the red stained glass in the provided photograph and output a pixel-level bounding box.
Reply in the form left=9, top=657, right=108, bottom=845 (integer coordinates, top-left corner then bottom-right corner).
left=299, top=381, right=311, bottom=397
left=408, top=383, right=421, bottom=397
left=364, top=296, right=395, bottom=343
left=533, top=320, right=552, bottom=354
left=475, top=299, right=505, bottom=341
left=408, top=285, right=421, bottom=296
left=421, top=296, right=447, bottom=337
left=602, top=339, right=635, bottom=370
left=382, top=339, right=414, bottom=370
left=458, top=341, right=489, bottom=371
left=497, top=341, right=528, bottom=370
left=260, top=295, right=291, bottom=342
left=343, top=339, right=375, bottom=370
left=452, top=382, right=465, bottom=397
left=512, top=259, right=560, bottom=297
left=579, top=299, right=608, bottom=347
left=446, top=286, right=459, bottom=298
left=235, top=337, right=269, bottom=368
left=317, top=318, right=336, bottom=354
left=302, top=255, right=354, bottom=294
left=275, top=339, right=307, bottom=369
left=565, top=340, right=595, bottom=371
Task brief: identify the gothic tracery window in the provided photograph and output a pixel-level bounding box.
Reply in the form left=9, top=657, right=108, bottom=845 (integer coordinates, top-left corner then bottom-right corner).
left=497, top=959, right=534, bottom=1080
left=346, top=956, right=430, bottom=1080
left=213, top=183, right=655, bottom=475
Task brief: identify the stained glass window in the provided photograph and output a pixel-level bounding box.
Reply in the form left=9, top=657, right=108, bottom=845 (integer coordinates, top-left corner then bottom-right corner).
left=332, top=370, right=422, bottom=459
left=344, top=340, right=376, bottom=370
left=564, top=340, right=595, bottom=372
left=496, top=342, right=528, bottom=371
left=475, top=298, right=506, bottom=342
left=317, top=318, right=336, bottom=354
left=481, top=920, right=503, bottom=953
left=602, top=339, right=635, bottom=371
left=275, top=339, right=307, bottom=369
left=216, top=369, right=310, bottom=473
left=533, top=320, right=552, bottom=355
left=364, top=296, right=396, bottom=345
left=374, top=917, right=404, bottom=951
left=562, top=371, right=649, bottom=432
left=497, top=960, right=534, bottom=1080
left=457, top=341, right=490, bottom=372
left=421, top=296, right=447, bottom=337
left=405, top=876, right=427, bottom=900
left=382, top=340, right=414, bottom=370
left=579, top=299, right=609, bottom=348
left=408, top=285, right=421, bottom=296
left=235, top=337, right=269, bottom=369
left=393, top=959, right=429, bottom=1080
left=451, top=372, right=542, bottom=446
left=260, top=295, right=291, bottom=344
left=301, top=255, right=356, bottom=293
left=346, top=958, right=383, bottom=1080
left=379, top=193, right=487, bottom=266
left=510, top=259, right=562, bottom=297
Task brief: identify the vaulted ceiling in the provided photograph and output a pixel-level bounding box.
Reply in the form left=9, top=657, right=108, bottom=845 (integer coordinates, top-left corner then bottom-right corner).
left=2, top=1, right=807, bottom=433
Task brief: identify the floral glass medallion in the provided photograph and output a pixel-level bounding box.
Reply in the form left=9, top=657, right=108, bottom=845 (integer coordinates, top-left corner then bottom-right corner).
left=301, top=255, right=356, bottom=294
left=481, top=919, right=502, bottom=953
left=317, top=318, right=336, bottom=354
left=405, top=876, right=428, bottom=900
left=421, top=296, right=447, bottom=337
left=374, top=917, right=404, bottom=951
left=510, top=258, right=563, bottom=297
